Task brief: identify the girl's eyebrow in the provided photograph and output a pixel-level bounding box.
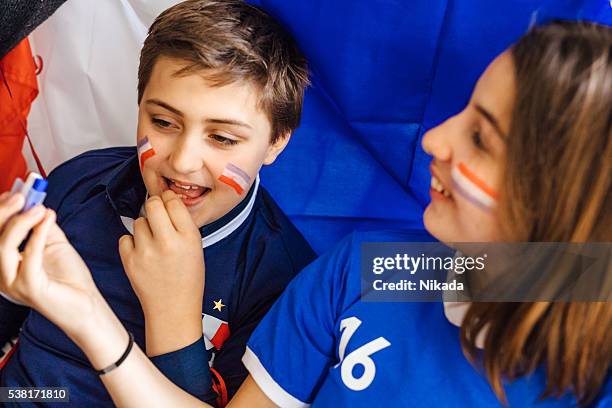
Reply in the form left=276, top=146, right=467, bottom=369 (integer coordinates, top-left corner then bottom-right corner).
left=475, top=104, right=507, bottom=140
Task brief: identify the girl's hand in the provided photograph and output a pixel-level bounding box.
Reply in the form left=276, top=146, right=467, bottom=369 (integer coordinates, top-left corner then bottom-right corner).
left=0, top=192, right=103, bottom=342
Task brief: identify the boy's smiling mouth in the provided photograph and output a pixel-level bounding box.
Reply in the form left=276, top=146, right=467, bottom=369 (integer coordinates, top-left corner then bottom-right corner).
left=161, top=176, right=211, bottom=207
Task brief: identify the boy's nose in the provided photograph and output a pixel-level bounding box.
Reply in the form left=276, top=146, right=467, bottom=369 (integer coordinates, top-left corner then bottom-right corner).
left=422, top=120, right=452, bottom=162
left=168, top=136, right=204, bottom=175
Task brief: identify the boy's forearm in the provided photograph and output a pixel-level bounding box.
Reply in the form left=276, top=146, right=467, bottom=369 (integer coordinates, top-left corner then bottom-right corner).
left=144, top=309, right=203, bottom=357
left=149, top=336, right=215, bottom=403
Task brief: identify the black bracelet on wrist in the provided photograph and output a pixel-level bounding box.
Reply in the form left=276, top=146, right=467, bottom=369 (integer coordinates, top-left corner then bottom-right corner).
left=95, top=331, right=135, bottom=376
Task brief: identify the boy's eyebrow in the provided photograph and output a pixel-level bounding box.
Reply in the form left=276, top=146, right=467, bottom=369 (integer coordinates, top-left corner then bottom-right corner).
left=205, top=118, right=253, bottom=129
left=146, top=99, right=183, bottom=116
left=145, top=99, right=252, bottom=130
left=475, top=104, right=506, bottom=139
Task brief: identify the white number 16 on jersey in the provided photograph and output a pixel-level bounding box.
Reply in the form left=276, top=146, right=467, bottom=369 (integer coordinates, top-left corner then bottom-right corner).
left=335, top=316, right=391, bottom=391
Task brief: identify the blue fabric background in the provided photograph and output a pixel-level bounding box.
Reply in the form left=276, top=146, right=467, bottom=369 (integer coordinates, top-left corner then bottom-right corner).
left=251, top=0, right=611, bottom=253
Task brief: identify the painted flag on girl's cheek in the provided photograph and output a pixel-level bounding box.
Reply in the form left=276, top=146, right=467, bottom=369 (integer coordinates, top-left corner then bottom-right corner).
left=137, top=136, right=156, bottom=171
left=218, top=163, right=251, bottom=195
left=451, top=162, right=499, bottom=211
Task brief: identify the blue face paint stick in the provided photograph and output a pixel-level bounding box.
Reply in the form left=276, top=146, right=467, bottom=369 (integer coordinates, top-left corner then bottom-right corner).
left=9, top=172, right=47, bottom=212
left=21, top=173, right=42, bottom=196
left=23, top=177, right=48, bottom=212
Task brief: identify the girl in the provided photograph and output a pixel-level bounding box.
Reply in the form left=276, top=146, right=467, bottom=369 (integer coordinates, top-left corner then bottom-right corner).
left=0, top=20, right=610, bottom=407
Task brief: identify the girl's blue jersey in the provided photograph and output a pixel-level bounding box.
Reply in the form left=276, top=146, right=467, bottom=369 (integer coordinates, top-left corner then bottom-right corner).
left=244, top=230, right=612, bottom=407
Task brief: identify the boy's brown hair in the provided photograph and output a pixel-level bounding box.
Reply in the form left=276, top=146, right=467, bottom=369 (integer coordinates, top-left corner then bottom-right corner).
left=138, top=0, right=309, bottom=143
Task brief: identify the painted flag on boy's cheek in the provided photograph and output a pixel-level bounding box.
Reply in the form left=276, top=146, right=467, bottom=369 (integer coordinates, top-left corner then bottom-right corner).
left=218, top=163, right=251, bottom=195
left=451, top=162, right=498, bottom=211
left=137, top=136, right=156, bottom=171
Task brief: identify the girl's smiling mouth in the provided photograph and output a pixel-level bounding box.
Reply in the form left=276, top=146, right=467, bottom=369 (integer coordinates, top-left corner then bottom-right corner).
left=429, top=164, right=454, bottom=202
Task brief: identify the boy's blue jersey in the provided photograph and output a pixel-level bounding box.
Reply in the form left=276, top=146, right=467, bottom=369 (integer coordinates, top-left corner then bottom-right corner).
left=0, top=147, right=316, bottom=407
left=244, top=230, right=612, bottom=407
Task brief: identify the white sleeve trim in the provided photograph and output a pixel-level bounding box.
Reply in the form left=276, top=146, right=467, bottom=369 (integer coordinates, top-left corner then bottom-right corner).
left=242, top=346, right=310, bottom=408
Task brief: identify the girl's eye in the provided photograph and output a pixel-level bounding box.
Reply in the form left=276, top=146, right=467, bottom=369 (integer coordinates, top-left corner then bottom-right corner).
left=471, top=130, right=485, bottom=150
left=152, top=118, right=175, bottom=129
left=210, top=134, right=238, bottom=146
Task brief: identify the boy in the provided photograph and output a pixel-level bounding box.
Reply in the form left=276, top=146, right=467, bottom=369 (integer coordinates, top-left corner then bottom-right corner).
left=0, top=0, right=315, bottom=406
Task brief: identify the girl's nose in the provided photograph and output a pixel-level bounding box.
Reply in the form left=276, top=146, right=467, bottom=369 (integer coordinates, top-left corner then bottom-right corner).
left=422, top=120, right=452, bottom=162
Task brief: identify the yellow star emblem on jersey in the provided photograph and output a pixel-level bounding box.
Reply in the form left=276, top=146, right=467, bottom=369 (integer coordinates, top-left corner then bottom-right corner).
left=213, top=299, right=225, bottom=312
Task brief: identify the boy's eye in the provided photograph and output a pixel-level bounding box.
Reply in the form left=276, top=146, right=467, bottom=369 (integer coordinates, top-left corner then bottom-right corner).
left=210, top=134, right=238, bottom=146
left=152, top=118, right=175, bottom=129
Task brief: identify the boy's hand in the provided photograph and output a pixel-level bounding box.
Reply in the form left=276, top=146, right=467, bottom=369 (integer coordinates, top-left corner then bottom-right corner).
left=118, top=190, right=204, bottom=356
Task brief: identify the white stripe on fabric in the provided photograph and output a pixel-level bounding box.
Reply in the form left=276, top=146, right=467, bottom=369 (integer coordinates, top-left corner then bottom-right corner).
left=204, top=336, right=214, bottom=351
left=120, top=175, right=259, bottom=249
left=203, top=175, right=259, bottom=247
left=202, top=313, right=227, bottom=351
left=242, top=346, right=310, bottom=408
